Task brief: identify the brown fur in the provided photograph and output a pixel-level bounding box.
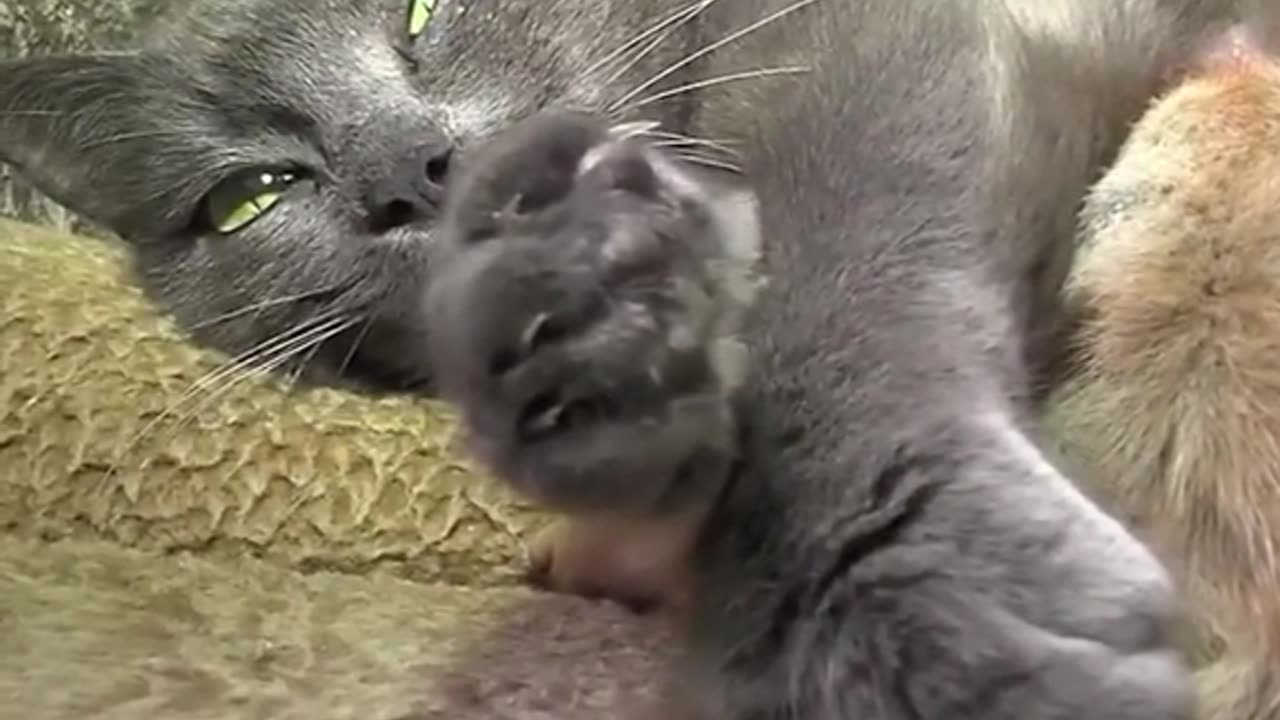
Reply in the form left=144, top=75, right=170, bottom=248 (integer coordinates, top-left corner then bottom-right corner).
left=1050, top=25, right=1280, bottom=720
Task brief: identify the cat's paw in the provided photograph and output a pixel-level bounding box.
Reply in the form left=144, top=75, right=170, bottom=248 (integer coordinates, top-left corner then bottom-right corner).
left=526, top=512, right=698, bottom=616
left=425, top=110, right=762, bottom=515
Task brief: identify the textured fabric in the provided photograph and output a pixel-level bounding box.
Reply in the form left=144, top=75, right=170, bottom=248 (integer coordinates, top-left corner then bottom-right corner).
left=0, top=218, right=674, bottom=719
left=0, top=535, right=672, bottom=720
left=0, top=219, right=541, bottom=586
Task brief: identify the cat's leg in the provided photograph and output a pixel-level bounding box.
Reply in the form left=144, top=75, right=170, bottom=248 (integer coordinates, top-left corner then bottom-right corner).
left=681, top=414, right=1193, bottom=720
left=425, top=110, right=761, bottom=611
left=421, top=109, right=1193, bottom=718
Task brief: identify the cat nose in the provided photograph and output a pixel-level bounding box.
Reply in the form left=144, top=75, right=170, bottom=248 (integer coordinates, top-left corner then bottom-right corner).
left=364, top=140, right=454, bottom=232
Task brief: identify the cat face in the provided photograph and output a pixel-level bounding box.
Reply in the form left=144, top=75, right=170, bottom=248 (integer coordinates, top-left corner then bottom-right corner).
left=0, top=0, right=700, bottom=392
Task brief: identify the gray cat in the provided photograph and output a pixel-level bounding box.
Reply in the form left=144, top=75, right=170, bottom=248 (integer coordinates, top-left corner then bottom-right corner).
left=0, top=0, right=1256, bottom=717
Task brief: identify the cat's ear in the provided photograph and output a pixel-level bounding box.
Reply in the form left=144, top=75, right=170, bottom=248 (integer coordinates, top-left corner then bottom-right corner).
left=0, top=52, right=167, bottom=235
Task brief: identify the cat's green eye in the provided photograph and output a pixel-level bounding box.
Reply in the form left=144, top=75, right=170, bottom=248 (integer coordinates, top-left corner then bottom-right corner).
left=406, top=0, right=436, bottom=38
left=205, top=169, right=298, bottom=234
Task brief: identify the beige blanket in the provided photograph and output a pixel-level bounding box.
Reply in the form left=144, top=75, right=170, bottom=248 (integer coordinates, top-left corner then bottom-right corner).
left=0, top=218, right=673, bottom=719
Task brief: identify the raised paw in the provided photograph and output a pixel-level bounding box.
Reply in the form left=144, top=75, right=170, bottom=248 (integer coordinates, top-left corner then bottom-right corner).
left=425, top=110, right=762, bottom=516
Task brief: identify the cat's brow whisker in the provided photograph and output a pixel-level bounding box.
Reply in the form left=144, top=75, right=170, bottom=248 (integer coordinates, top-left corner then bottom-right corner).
left=97, top=310, right=354, bottom=486
left=583, top=0, right=714, bottom=80
left=79, top=129, right=193, bottom=151
left=618, top=66, right=811, bottom=115
left=607, top=0, right=823, bottom=114
left=129, top=156, right=241, bottom=213
left=128, top=166, right=216, bottom=209
left=0, top=110, right=65, bottom=118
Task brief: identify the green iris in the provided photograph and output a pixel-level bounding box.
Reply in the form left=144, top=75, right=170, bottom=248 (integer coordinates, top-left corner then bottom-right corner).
left=205, top=169, right=297, bottom=234
left=406, top=0, right=436, bottom=38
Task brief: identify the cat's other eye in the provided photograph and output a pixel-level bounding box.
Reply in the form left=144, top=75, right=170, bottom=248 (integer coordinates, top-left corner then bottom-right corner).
left=204, top=169, right=299, bottom=234
left=406, top=0, right=436, bottom=39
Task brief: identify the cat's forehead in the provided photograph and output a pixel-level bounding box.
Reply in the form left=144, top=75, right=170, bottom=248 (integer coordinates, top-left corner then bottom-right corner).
left=144, top=0, right=661, bottom=127
left=156, top=0, right=637, bottom=72
left=157, top=0, right=403, bottom=83
left=112, top=0, right=696, bottom=183
left=170, top=0, right=391, bottom=47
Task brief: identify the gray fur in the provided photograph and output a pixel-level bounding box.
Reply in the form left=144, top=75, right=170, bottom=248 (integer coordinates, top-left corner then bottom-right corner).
left=0, top=0, right=701, bottom=392
left=0, top=0, right=1254, bottom=717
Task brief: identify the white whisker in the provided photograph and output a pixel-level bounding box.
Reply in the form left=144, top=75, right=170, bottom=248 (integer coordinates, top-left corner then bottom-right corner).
left=187, top=284, right=346, bottom=331
left=649, top=137, right=742, bottom=160
left=97, top=310, right=356, bottom=486
left=599, top=1, right=722, bottom=91
left=142, top=315, right=360, bottom=467
left=336, top=316, right=376, bottom=379
left=601, top=32, right=678, bottom=90
left=674, top=153, right=744, bottom=174
left=583, top=0, right=715, bottom=81
left=609, top=119, right=665, bottom=141
left=285, top=330, right=330, bottom=390
left=619, top=66, right=811, bottom=114
left=607, top=0, right=823, bottom=114
left=644, top=129, right=741, bottom=153
left=180, top=306, right=352, bottom=400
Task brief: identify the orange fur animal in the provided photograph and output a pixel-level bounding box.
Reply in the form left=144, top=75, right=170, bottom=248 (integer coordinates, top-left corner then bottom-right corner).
left=1048, top=23, right=1280, bottom=720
